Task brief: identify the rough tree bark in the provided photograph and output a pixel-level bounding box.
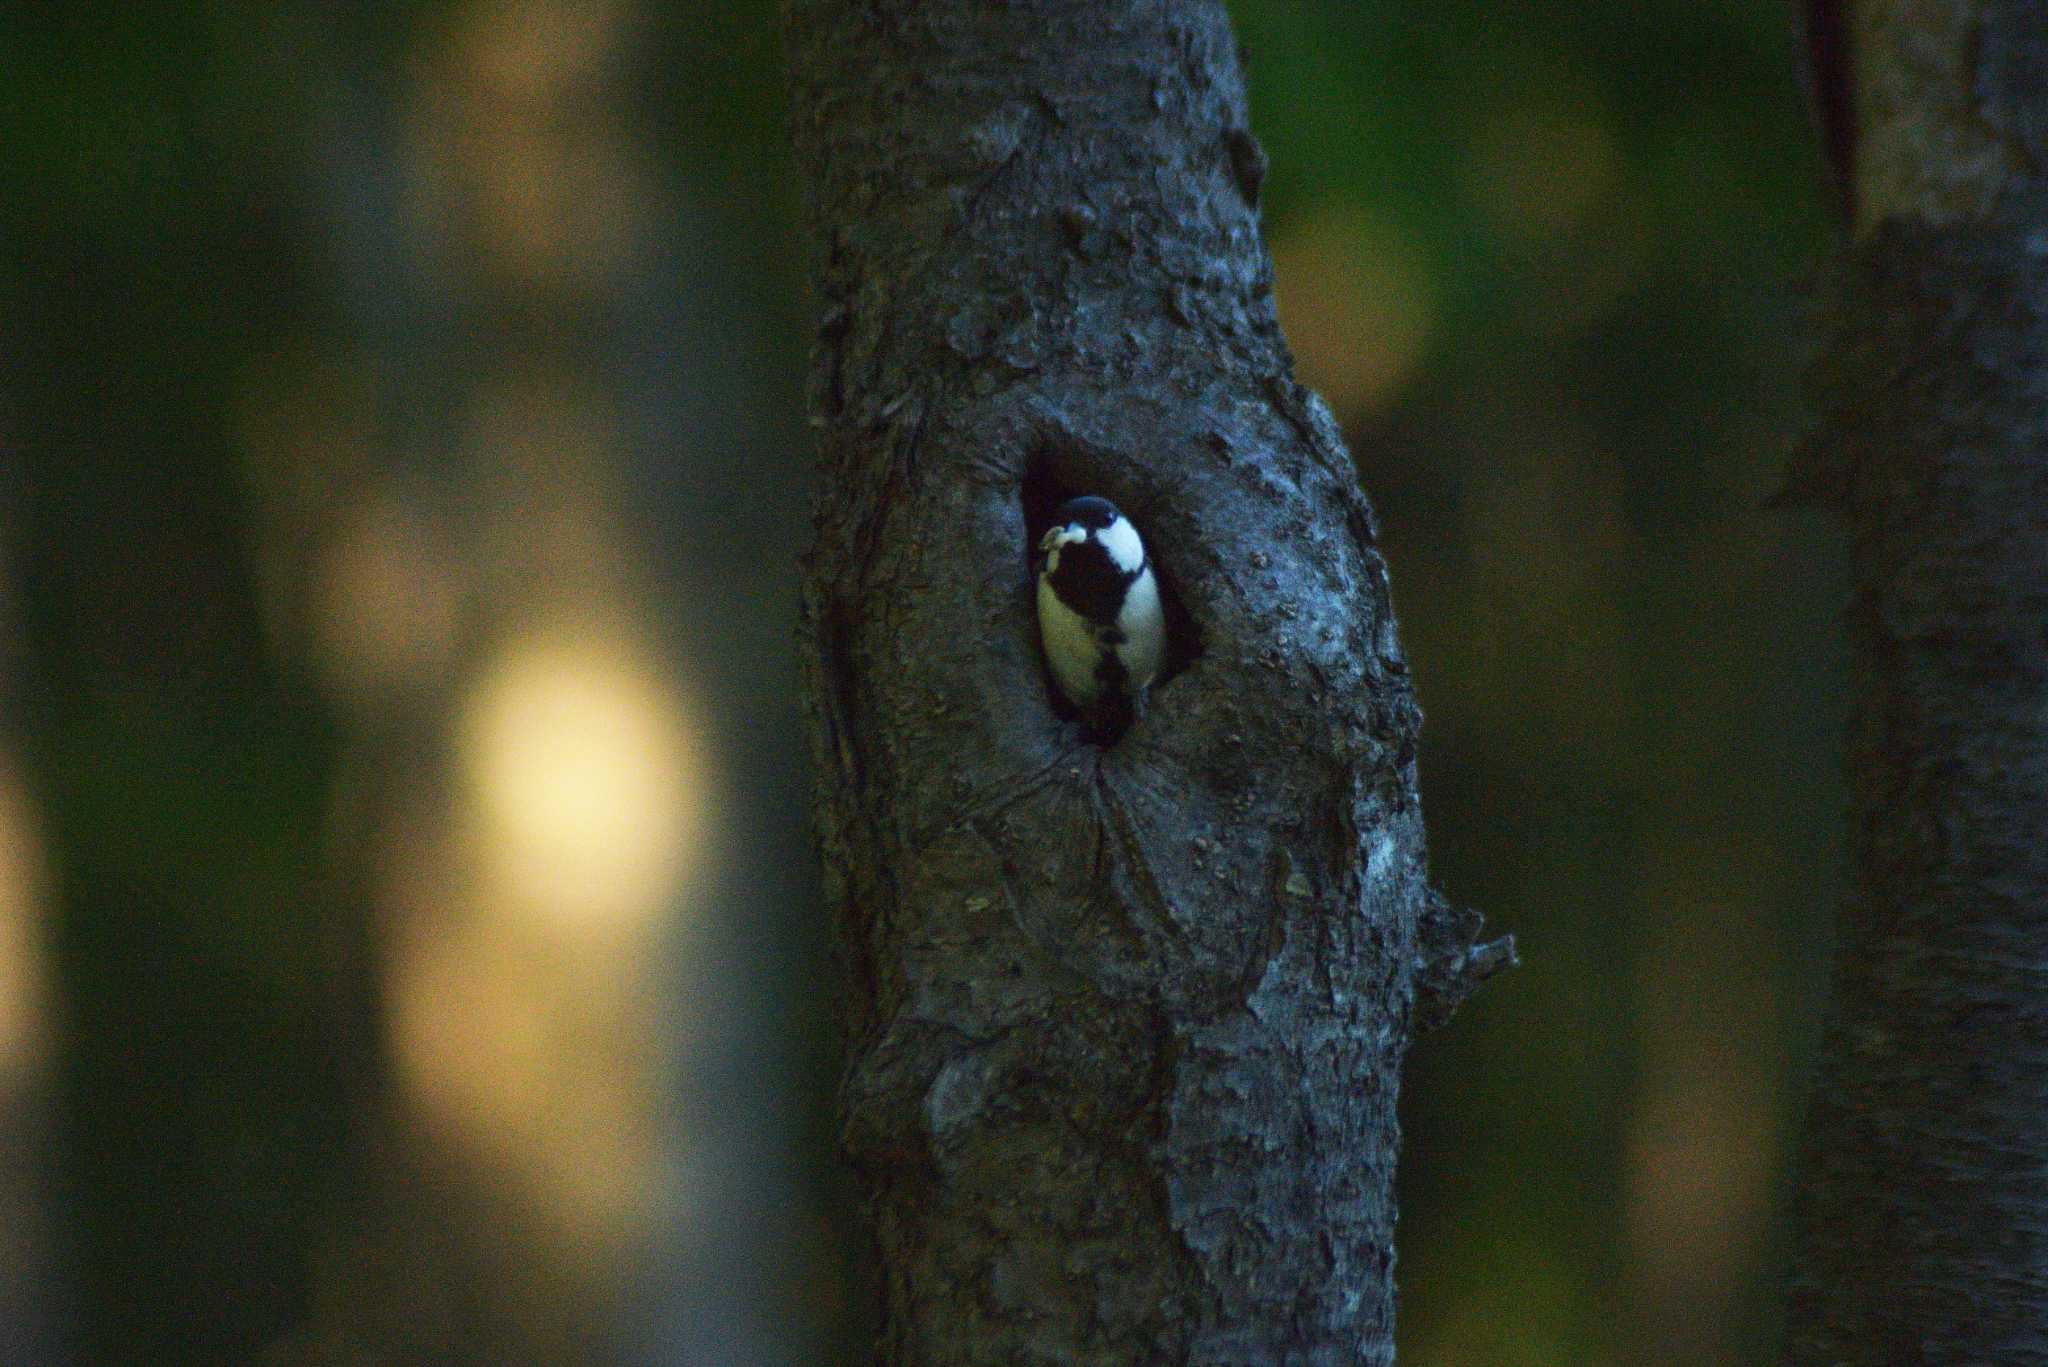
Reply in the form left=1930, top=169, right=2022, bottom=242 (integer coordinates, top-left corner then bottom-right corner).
left=1786, top=2, right=2048, bottom=1360
left=787, top=3, right=1508, bottom=1363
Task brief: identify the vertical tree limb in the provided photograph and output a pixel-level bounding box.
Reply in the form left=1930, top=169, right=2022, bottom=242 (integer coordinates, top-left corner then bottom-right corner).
left=1785, top=3, right=2048, bottom=1359
left=786, top=3, right=1504, bottom=1362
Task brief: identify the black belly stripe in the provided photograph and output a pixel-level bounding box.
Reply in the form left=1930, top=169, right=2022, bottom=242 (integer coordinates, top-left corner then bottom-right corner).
left=1093, top=648, right=1131, bottom=696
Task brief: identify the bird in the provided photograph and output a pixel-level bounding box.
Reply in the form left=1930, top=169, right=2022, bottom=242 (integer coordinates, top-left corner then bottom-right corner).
left=1035, top=495, right=1164, bottom=741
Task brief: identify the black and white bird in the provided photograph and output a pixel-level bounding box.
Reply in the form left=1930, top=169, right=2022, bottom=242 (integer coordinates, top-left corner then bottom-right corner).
left=1035, top=495, right=1164, bottom=740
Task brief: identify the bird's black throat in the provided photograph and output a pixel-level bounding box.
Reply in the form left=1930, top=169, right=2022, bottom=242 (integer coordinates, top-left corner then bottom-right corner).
left=1046, top=540, right=1143, bottom=627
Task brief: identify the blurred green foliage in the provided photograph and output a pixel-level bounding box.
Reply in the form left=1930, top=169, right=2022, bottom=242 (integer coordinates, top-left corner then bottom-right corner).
left=3, top=6, right=358, bottom=1363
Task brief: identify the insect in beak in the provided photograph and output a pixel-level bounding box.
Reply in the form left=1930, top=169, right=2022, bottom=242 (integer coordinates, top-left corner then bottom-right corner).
left=1039, top=524, right=1084, bottom=554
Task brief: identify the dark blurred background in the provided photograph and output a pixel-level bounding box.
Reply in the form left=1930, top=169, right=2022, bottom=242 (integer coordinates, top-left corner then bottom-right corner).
left=0, top=2, right=1835, bottom=1363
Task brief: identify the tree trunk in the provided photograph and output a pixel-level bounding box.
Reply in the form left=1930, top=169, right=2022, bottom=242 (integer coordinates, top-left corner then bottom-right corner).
left=1786, top=3, right=2048, bottom=1360
left=786, top=3, right=1506, bottom=1362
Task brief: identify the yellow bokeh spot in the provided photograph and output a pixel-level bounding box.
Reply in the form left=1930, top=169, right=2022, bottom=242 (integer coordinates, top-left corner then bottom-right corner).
left=457, top=619, right=706, bottom=939
left=408, top=0, right=646, bottom=292
left=1625, top=1063, right=1773, bottom=1286
left=0, top=757, right=44, bottom=1081
left=389, top=890, right=662, bottom=1255
left=389, top=617, right=710, bottom=1255
left=1270, top=205, right=1437, bottom=423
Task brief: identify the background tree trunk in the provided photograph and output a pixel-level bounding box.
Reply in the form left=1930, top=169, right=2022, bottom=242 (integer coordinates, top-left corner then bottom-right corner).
left=1787, top=2, right=2048, bottom=1359
left=787, top=3, right=1505, bottom=1361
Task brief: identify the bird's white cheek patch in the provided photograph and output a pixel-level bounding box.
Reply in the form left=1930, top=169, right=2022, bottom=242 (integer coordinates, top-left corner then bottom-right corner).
left=1098, top=517, right=1145, bottom=574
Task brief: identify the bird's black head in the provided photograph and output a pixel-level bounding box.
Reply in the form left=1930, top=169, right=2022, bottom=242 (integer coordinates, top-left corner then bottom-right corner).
left=1036, top=495, right=1130, bottom=571
left=1037, top=495, right=1147, bottom=627
left=1050, top=496, right=1120, bottom=532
